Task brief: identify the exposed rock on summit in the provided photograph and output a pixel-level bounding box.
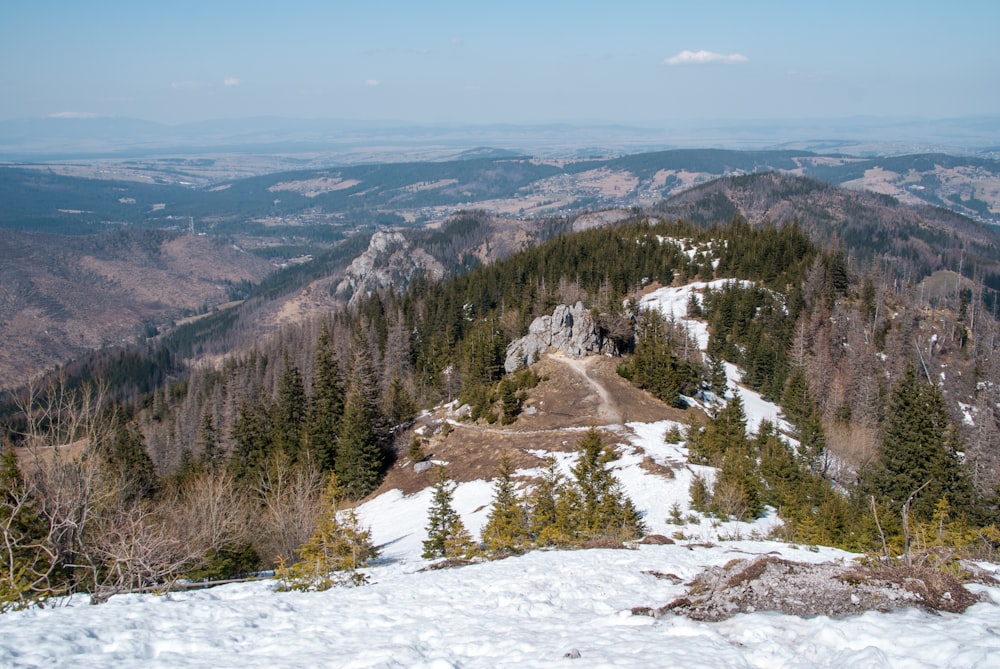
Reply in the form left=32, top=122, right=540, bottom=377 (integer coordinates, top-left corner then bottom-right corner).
left=504, top=301, right=612, bottom=373
left=336, top=231, right=446, bottom=306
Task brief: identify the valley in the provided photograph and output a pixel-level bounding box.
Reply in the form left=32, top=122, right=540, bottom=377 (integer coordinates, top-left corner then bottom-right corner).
left=3, top=148, right=1000, bottom=388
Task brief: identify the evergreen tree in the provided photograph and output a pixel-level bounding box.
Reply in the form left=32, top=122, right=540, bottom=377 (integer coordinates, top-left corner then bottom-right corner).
left=310, top=328, right=345, bottom=473
left=461, top=318, right=506, bottom=387
left=198, top=409, right=222, bottom=473
left=229, top=398, right=273, bottom=484
left=335, top=331, right=389, bottom=500
left=712, top=446, right=764, bottom=520
left=271, top=358, right=308, bottom=464
left=572, top=428, right=617, bottom=532
left=529, top=456, right=562, bottom=545
left=706, top=353, right=728, bottom=397
left=867, top=364, right=974, bottom=522
left=568, top=428, right=646, bottom=541
left=169, top=446, right=202, bottom=490
left=498, top=377, right=522, bottom=425
left=481, top=456, right=530, bottom=555
left=624, top=309, right=682, bottom=407
left=335, top=385, right=384, bottom=500
left=422, top=467, right=475, bottom=559
left=102, top=410, right=158, bottom=503
left=781, top=369, right=827, bottom=475
left=276, top=474, right=378, bottom=591
left=690, top=394, right=748, bottom=466
left=348, top=325, right=388, bottom=438
left=756, top=421, right=802, bottom=510
left=690, top=473, right=712, bottom=512
left=383, top=374, right=416, bottom=428
left=550, top=479, right=583, bottom=546
left=1, top=444, right=54, bottom=611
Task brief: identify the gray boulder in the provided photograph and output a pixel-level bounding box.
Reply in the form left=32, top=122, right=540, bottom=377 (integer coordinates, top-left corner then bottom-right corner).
left=504, top=301, right=606, bottom=372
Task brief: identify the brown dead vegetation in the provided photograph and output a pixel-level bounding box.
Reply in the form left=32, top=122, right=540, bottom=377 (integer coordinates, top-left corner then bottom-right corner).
left=635, top=556, right=990, bottom=621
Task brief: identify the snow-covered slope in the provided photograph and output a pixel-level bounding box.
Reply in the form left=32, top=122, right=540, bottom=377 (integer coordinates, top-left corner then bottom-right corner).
left=2, top=282, right=999, bottom=668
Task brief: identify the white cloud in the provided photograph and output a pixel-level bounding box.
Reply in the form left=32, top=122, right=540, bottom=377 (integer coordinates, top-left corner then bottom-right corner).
left=664, top=50, right=749, bottom=65
left=364, top=79, right=381, bottom=87
left=223, top=77, right=241, bottom=87
left=451, top=37, right=464, bottom=46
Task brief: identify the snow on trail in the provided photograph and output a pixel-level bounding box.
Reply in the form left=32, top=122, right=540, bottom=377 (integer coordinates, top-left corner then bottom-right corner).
left=3, top=280, right=1000, bottom=667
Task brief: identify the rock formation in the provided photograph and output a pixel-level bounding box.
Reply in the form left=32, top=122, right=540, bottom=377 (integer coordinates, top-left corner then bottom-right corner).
left=335, top=231, right=446, bottom=306
left=504, top=301, right=611, bottom=373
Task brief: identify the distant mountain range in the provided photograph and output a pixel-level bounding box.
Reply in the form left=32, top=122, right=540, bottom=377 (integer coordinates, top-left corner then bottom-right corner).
left=3, top=148, right=1000, bottom=385
left=2, top=115, right=998, bottom=162
left=2, top=148, right=998, bottom=234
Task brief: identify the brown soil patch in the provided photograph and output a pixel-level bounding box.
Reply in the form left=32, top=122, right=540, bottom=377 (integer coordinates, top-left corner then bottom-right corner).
left=523, top=354, right=686, bottom=428
left=374, top=352, right=693, bottom=497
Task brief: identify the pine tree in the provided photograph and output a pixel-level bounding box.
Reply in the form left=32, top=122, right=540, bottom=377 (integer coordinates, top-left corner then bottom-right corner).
left=690, top=394, right=748, bottom=466
left=1, top=444, right=54, bottom=611
left=383, top=374, right=416, bottom=429
left=229, top=398, right=273, bottom=484
left=707, top=354, right=728, bottom=397
left=198, top=409, right=222, bottom=473
left=422, top=467, right=475, bottom=559
left=712, top=446, right=763, bottom=520
left=690, top=473, right=712, bottom=512
left=568, top=428, right=646, bottom=541
left=335, top=385, right=384, bottom=500
left=756, top=421, right=802, bottom=510
left=498, top=377, right=522, bottom=425
left=550, top=480, right=583, bottom=546
left=335, top=331, right=389, bottom=500
left=529, top=456, right=562, bottom=546
left=572, top=428, right=616, bottom=532
left=782, top=368, right=827, bottom=474
left=276, top=474, right=378, bottom=591
left=867, top=363, right=973, bottom=522
left=271, top=358, right=308, bottom=464
left=102, top=410, right=158, bottom=503
left=626, top=309, right=682, bottom=407
left=310, top=328, right=345, bottom=473
left=481, top=456, right=530, bottom=555
left=461, top=318, right=505, bottom=387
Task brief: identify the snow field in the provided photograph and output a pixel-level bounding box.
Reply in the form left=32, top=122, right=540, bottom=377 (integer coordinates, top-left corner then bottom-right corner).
left=4, top=543, right=997, bottom=668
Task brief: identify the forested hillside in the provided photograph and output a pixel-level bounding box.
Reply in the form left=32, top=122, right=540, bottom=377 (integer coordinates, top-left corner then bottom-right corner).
left=3, top=175, right=1000, bottom=607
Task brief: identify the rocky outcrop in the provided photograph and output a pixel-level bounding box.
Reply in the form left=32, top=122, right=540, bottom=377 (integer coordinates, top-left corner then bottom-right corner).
left=335, top=231, right=446, bottom=306
left=571, top=209, right=631, bottom=232
left=504, top=301, right=609, bottom=373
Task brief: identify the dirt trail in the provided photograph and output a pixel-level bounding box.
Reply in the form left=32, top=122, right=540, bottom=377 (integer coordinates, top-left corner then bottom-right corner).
left=546, top=352, right=623, bottom=425
left=377, top=352, right=687, bottom=492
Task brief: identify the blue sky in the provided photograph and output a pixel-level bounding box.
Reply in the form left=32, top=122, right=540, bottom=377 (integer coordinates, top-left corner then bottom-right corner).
left=2, top=0, right=997, bottom=125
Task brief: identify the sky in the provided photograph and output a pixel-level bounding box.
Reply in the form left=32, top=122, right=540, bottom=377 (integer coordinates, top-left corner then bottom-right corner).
left=2, top=0, right=998, bottom=126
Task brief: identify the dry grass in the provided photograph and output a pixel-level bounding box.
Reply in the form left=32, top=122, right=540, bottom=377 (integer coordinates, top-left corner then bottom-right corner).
left=375, top=352, right=691, bottom=496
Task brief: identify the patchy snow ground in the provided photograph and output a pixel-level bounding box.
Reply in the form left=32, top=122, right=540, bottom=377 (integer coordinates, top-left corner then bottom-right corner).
left=4, top=418, right=999, bottom=668
left=3, top=281, right=1000, bottom=667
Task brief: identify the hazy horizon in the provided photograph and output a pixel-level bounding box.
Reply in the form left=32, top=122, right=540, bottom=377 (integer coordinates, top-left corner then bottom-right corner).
left=3, top=1, right=998, bottom=127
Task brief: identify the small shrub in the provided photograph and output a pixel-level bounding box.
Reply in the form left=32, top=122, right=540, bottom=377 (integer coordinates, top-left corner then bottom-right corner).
left=664, top=425, right=684, bottom=443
